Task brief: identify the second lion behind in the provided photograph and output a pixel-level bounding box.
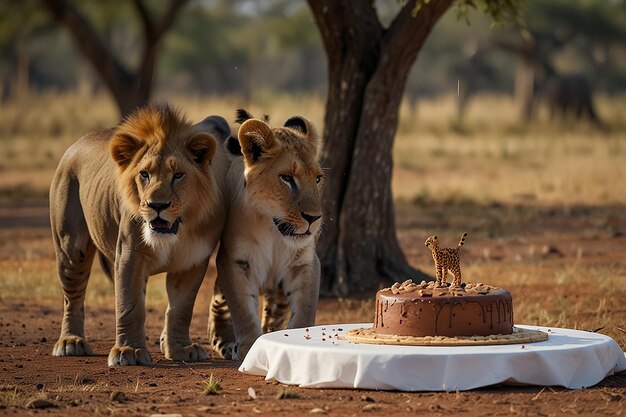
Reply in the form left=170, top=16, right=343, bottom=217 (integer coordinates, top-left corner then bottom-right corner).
left=209, top=110, right=323, bottom=360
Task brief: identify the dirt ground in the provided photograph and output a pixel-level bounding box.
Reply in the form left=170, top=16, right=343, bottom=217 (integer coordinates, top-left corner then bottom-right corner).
left=0, top=201, right=625, bottom=416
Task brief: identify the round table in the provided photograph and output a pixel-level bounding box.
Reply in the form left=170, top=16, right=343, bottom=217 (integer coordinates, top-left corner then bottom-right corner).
left=239, top=323, right=626, bottom=391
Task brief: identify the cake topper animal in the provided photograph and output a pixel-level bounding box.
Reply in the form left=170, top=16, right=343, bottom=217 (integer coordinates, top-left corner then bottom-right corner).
left=425, top=233, right=468, bottom=287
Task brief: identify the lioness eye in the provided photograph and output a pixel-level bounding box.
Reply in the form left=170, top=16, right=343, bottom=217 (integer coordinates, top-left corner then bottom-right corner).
left=280, top=175, right=296, bottom=190
left=173, top=172, right=184, bottom=180
left=140, top=171, right=150, bottom=180
left=316, top=175, right=323, bottom=184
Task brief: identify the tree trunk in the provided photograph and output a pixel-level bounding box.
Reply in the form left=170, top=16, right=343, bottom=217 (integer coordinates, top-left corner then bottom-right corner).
left=492, top=30, right=538, bottom=122
left=14, top=38, right=30, bottom=100
left=308, top=2, right=383, bottom=294
left=308, top=0, right=453, bottom=295
left=515, top=60, right=535, bottom=121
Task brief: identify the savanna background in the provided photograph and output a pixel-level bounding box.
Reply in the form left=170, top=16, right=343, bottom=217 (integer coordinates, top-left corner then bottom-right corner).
left=0, top=0, right=625, bottom=415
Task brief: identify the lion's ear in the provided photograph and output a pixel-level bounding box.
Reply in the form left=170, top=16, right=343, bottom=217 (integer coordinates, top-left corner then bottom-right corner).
left=187, top=132, right=217, bottom=167
left=194, top=115, right=231, bottom=143
left=284, top=116, right=320, bottom=152
left=238, top=119, right=276, bottom=165
left=110, top=133, right=143, bottom=170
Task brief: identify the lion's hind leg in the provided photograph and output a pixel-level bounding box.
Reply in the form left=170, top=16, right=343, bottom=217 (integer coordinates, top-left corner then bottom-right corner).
left=208, top=284, right=237, bottom=359
left=50, top=174, right=96, bottom=357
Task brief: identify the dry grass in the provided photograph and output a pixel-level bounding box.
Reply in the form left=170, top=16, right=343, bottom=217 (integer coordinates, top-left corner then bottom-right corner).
left=202, top=374, right=221, bottom=395
left=0, top=228, right=168, bottom=307
left=2, top=92, right=625, bottom=207
left=0, top=386, right=27, bottom=408
left=0, top=260, right=169, bottom=308
left=49, top=374, right=110, bottom=394
left=394, top=94, right=626, bottom=206
left=0, top=92, right=327, bottom=202
left=0, top=385, right=47, bottom=409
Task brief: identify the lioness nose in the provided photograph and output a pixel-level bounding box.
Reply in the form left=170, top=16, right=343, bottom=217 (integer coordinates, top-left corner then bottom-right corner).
left=301, top=212, right=321, bottom=225
left=147, top=201, right=171, bottom=213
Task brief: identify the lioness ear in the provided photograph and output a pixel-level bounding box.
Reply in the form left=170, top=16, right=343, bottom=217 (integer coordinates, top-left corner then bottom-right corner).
left=284, top=116, right=309, bottom=135
left=284, top=115, right=320, bottom=153
left=235, top=108, right=254, bottom=125
left=110, top=133, right=143, bottom=170
left=187, top=132, right=217, bottom=167
left=238, top=119, right=276, bottom=165
left=235, top=109, right=271, bottom=125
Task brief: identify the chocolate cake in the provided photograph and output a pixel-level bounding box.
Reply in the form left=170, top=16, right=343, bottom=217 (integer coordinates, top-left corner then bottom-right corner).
left=374, top=280, right=513, bottom=338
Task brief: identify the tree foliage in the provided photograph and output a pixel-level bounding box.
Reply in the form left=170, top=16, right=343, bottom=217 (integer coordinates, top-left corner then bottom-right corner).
left=2, top=0, right=626, bottom=101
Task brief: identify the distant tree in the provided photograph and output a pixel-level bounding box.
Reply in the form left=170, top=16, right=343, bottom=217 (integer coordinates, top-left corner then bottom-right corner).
left=160, top=1, right=325, bottom=101
left=490, top=0, right=626, bottom=121
left=269, top=4, right=326, bottom=92
left=159, top=2, right=245, bottom=94
left=39, top=0, right=190, bottom=117
left=307, top=0, right=521, bottom=295
left=0, top=1, right=51, bottom=100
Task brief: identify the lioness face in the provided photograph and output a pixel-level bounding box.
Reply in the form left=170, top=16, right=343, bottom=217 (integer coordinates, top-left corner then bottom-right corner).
left=110, top=105, right=217, bottom=249
left=238, top=117, right=323, bottom=245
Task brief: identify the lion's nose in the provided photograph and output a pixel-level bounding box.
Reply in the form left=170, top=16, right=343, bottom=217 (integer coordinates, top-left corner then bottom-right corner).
left=147, top=201, right=171, bottom=213
left=301, top=212, right=321, bottom=226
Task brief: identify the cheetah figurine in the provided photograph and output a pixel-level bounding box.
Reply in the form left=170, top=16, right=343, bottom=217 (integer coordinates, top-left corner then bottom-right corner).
left=425, top=233, right=468, bottom=287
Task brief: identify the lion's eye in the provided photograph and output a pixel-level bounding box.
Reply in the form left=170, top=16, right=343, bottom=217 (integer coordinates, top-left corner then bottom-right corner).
left=140, top=171, right=150, bottom=180
left=173, top=172, right=184, bottom=180
left=316, top=175, right=323, bottom=184
left=280, top=175, right=296, bottom=190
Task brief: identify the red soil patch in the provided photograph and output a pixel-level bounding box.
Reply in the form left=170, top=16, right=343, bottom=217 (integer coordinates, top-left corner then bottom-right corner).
left=0, top=202, right=624, bottom=416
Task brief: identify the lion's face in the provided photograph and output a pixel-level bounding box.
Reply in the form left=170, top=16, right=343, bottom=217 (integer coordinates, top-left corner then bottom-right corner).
left=110, top=105, right=219, bottom=249
left=237, top=117, right=323, bottom=245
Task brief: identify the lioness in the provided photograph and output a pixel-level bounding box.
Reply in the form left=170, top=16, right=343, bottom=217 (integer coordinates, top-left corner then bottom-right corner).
left=208, top=110, right=323, bottom=360
left=50, top=104, right=229, bottom=366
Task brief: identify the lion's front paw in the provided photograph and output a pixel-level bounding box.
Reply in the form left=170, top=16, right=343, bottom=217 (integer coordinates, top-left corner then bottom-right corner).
left=209, top=337, right=238, bottom=360
left=164, top=343, right=208, bottom=362
left=217, top=342, right=238, bottom=360
left=52, top=336, right=93, bottom=356
left=107, top=346, right=152, bottom=366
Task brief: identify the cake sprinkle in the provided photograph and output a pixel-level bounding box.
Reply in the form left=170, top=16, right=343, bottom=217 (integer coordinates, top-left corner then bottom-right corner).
left=383, top=279, right=498, bottom=296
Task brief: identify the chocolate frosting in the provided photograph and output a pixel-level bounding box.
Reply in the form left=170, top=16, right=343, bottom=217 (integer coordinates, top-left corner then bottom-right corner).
left=373, top=281, right=514, bottom=337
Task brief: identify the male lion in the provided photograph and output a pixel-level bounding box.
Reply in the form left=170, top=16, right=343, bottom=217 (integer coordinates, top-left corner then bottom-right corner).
left=50, top=104, right=229, bottom=366
left=208, top=110, right=323, bottom=360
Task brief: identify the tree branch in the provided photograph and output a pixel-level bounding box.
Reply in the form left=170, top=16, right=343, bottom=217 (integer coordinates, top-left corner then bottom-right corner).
left=306, top=0, right=342, bottom=57
left=307, top=0, right=382, bottom=60
left=132, top=0, right=155, bottom=40
left=382, top=0, right=454, bottom=71
left=132, top=0, right=190, bottom=42
left=154, top=0, right=190, bottom=41
left=134, top=0, right=190, bottom=102
left=39, top=0, right=132, bottom=96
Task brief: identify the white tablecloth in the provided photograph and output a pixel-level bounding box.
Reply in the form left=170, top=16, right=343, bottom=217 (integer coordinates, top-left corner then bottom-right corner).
left=239, top=324, right=626, bottom=391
